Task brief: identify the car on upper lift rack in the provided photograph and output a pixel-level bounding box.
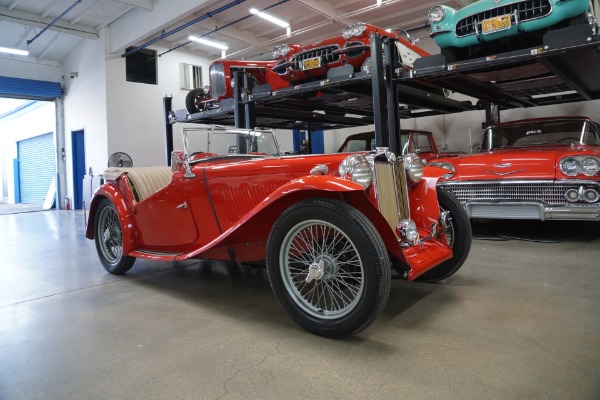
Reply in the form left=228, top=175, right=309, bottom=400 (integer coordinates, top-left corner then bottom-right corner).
left=427, top=0, right=597, bottom=62
left=271, top=23, right=429, bottom=83
left=86, top=125, right=472, bottom=337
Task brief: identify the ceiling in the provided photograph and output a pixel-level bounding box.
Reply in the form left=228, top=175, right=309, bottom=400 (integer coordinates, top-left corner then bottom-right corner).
left=0, top=0, right=472, bottom=66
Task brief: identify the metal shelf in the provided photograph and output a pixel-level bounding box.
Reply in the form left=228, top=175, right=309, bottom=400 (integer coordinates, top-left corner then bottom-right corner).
left=170, top=24, right=600, bottom=153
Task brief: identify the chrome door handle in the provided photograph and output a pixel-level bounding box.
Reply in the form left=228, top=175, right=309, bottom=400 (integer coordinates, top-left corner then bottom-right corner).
left=176, top=202, right=188, bottom=209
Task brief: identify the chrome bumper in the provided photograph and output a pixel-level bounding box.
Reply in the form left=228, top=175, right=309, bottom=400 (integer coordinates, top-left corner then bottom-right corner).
left=464, top=201, right=600, bottom=221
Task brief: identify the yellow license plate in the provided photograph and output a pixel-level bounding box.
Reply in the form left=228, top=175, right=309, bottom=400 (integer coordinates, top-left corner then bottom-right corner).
left=481, top=14, right=511, bottom=34
left=302, top=57, right=321, bottom=70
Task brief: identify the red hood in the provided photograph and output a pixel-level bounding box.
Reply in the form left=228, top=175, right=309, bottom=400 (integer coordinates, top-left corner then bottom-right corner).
left=446, top=145, right=598, bottom=180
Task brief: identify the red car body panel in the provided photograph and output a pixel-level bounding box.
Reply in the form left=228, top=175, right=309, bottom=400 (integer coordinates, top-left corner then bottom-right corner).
left=435, top=116, right=600, bottom=221
left=272, top=23, right=430, bottom=83
left=86, top=153, right=453, bottom=280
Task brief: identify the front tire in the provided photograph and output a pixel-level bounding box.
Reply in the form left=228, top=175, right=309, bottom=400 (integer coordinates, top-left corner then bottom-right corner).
left=266, top=199, right=391, bottom=337
left=415, top=189, right=472, bottom=283
left=94, top=198, right=135, bottom=274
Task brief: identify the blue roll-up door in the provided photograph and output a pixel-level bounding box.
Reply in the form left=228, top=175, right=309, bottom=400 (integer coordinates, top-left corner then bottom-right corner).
left=17, top=133, right=55, bottom=204
left=0, top=76, right=62, bottom=101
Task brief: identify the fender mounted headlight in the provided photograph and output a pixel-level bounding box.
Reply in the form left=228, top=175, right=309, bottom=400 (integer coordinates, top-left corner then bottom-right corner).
left=560, top=156, right=600, bottom=176
left=428, top=6, right=446, bottom=23
left=338, top=154, right=372, bottom=188
left=403, top=153, right=424, bottom=185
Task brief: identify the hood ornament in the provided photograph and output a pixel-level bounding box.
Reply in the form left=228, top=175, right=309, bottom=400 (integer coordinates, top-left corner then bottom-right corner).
left=482, top=168, right=526, bottom=176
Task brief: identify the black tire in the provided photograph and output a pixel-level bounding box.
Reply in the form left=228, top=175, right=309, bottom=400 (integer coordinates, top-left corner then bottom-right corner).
left=94, top=198, right=136, bottom=274
left=266, top=199, right=391, bottom=337
left=415, top=189, right=472, bottom=283
left=185, top=88, right=205, bottom=114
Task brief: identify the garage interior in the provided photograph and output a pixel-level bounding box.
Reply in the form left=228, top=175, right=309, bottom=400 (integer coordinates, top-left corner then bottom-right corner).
left=0, top=0, right=599, bottom=399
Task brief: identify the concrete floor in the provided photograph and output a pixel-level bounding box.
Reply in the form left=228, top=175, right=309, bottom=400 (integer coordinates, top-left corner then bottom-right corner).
left=1, top=210, right=599, bottom=400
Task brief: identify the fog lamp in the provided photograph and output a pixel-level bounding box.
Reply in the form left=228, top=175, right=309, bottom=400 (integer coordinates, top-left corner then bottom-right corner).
left=398, top=219, right=419, bottom=246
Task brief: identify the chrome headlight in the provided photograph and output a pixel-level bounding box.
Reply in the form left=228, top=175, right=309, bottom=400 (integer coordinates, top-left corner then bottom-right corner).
left=560, top=156, right=600, bottom=176
left=342, top=23, right=367, bottom=39
left=582, top=157, right=600, bottom=176
left=428, top=6, right=446, bottom=23
left=202, top=85, right=210, bottom=94
left=338, top=154, right=372, bottom=188
left=403, top=154, right=424, bottom=185
left=273, top=44, right=291, bottom=58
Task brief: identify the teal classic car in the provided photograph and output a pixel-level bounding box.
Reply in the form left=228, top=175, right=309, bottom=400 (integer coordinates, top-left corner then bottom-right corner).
left=428, top=0, right=596, bottom=61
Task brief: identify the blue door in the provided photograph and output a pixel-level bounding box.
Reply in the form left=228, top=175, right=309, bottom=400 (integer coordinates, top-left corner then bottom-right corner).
left=71, top=130, right=85, bottom=210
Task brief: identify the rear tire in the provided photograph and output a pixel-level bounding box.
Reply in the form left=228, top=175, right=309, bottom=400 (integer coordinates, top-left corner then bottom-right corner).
left=94, top=198, right=135, bottom=274
left=266, top=199, right=391, bottom=337
left=415, top=189, right=472, bottom=283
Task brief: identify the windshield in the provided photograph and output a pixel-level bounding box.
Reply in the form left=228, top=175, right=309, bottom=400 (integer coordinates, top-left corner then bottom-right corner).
left=183, top=126, right=282, bottom=160
left=480, top=119, right=600, bottom=151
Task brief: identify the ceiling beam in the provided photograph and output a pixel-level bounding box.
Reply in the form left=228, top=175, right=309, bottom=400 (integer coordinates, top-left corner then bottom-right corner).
left=37, top=32, right=63, bottom=61
left=112, top=0, right=153, bottom=11
left=0, top=5, right=98, bottom=40
left=293, top=0, right=359, bottom=25
left=109, top=0, right=221, bottom=53
left=70, top=0, right=106, bottom=25
left=7, top=0, right=23, bottom=12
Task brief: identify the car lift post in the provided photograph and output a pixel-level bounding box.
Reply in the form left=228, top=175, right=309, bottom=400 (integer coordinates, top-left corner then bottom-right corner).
left=370, top=33, right=389, bottom=150
left=163, top=95, right=173, bottom=166
left=383, top=37, right=401, bottom=155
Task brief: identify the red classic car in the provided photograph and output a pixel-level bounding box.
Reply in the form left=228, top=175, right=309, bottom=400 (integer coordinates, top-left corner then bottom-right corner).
left=271, top=23, right=429, bottom=83
left=86, top=126, right=472, bottom=337
left=185, top=59, right=289, bottom=113
left=430, top=116, right=600, bottom=224
left=338, top=130, right=459, bottom=162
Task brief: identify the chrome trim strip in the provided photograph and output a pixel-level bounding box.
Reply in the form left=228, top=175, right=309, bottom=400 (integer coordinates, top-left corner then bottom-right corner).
left=463, top=201, right=600, bottom=221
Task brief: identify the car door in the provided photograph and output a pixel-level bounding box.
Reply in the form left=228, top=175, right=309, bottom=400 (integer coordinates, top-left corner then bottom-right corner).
left=134, top=179, right=198, bottom=247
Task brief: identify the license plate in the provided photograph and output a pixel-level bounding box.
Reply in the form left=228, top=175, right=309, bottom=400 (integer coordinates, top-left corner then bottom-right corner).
left=481, top=14, right=511, bottom=34
left=302, top=57, right=321, bottom=70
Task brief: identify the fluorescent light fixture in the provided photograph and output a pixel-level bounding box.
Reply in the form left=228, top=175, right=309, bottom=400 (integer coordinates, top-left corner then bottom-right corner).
left=0, top=46, right=29, bottom=56
left=188, top=35, right=229, bottom=50
left=249, top=8, right=289, bottom=28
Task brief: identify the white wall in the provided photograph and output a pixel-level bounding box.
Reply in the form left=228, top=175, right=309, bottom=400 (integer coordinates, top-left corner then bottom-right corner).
left=0, top=102, right=56, bottom=203
left=62, top=31, right=109, bottom=203
left=104, top=41, right=213, bottom=167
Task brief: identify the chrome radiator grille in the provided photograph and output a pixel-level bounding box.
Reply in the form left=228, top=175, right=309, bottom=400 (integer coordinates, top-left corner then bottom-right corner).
left=373, top=161, right=410, bottom=232
left=440, top=181, right=600, bottom=206
left=291, top=45, right=340, bottom=69
left=455, top=0, right=551, bottom=37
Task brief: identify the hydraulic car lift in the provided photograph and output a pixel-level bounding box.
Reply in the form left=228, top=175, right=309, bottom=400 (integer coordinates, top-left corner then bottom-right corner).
left=169, top=23, right=600, bottom=156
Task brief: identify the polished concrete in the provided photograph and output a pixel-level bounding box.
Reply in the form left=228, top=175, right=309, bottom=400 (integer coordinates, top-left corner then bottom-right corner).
left=1, top=210, right=599, bottom=400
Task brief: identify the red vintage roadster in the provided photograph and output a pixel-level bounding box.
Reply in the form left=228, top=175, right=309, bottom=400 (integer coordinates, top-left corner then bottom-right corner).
left=86, top=126, right=472, bottom=337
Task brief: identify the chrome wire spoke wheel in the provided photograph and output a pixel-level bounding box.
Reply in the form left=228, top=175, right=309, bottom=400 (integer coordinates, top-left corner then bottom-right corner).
left=98, top=205, right=123, bottom=263
left=280, top=220, right=365, bottom=319
left=94, top=198, right=135, bottom=274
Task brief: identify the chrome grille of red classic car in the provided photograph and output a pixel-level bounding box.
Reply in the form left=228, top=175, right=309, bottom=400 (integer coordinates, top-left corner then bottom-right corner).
left=290, top=45, right=340, bottom=70
left=439, top=181, right=600, bottom=206
left=455, top=0, right=551, bottom=37
left=373, top=161, right=410, bottom=232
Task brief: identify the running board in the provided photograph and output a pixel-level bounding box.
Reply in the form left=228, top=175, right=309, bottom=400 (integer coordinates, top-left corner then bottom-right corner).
left=129, top=249, right=183, bottom=261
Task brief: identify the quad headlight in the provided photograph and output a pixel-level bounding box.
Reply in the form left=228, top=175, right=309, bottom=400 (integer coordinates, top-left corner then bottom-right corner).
left=428, top=6, right=446, bottom=23
left=272, top=44, right=291, bottom=58
left=560, top=156, right=600, bottom=176
left=403, top=154, right=425, bottom=185
left=338, top=154, right=372, bottom=188
left=342, top=23, right=367, bottom=40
